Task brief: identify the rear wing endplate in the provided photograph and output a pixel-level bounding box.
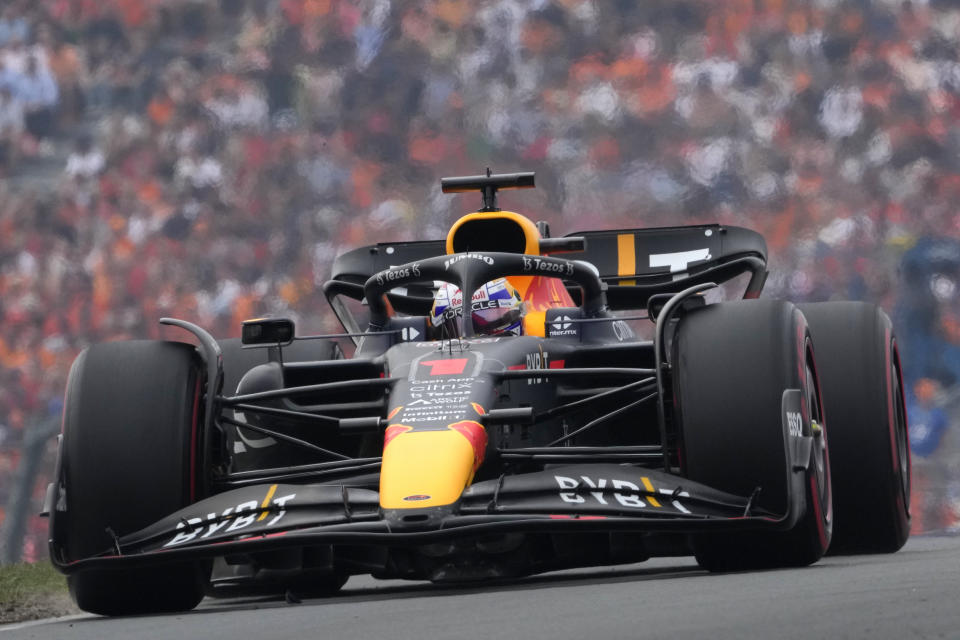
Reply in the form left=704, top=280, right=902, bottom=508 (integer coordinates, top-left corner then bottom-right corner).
left=561, top=224, right=767, bottom=309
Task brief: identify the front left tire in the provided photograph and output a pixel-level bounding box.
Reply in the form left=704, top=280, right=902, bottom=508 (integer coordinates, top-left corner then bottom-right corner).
left=55, top=340, right=209, bottom=615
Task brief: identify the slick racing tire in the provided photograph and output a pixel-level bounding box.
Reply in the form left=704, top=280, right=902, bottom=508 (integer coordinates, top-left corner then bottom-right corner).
left=674, top=300, right=832, bottom=571
left=799, top=302, right=910, bottom=554
left=56, top=341, right=209, bottom=615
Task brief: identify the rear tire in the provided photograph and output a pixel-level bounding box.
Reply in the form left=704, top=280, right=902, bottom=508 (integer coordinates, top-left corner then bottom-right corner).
left=58, top=341, right=209, bottom=615
left=799, top=302, right=910, bottom=554
left=674, top=300, right=832, bottom=571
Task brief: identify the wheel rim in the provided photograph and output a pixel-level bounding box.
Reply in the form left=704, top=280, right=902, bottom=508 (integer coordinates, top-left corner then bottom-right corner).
left=891, top=346, right=911, bottom=513
left=805, top=343, right=832, bottom=530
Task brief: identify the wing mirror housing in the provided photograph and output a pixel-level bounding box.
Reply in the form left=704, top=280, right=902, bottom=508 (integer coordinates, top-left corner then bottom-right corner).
left=241, top=317, right=295, bottom=346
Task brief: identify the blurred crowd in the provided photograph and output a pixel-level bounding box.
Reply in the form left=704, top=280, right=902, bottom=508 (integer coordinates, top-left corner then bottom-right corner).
left=3, top=0, right=960, bottom=561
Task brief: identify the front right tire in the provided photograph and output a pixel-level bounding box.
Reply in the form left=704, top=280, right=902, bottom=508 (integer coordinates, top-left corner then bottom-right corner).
left=673, top=300, right=832, bottom=571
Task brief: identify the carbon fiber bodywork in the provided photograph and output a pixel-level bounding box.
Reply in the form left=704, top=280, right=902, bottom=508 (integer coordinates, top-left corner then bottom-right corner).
left=49, top=173, right=831, bottom=588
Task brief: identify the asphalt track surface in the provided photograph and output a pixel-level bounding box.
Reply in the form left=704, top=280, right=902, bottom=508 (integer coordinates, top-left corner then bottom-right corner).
left=3, top=535, right=959, bottom=640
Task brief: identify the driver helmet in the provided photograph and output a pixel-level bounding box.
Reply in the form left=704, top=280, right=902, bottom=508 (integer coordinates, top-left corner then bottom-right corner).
left=430, top=278, right=524, bottom=337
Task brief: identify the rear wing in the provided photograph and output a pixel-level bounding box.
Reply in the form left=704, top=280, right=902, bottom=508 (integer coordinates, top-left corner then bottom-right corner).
left=561, top=224, right=767, bottom=309
left=329, top=240, right=445, bottom=287
left=323, top=224, right=767, bottom=324
left=323, top=241, right=444, bottom=335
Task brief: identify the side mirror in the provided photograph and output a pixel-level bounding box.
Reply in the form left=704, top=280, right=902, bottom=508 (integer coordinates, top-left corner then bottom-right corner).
left=241, top=317, right=295, bottom=346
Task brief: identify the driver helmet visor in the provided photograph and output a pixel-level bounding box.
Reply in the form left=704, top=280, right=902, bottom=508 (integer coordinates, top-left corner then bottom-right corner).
left=431, top=279, right=524, bottom=336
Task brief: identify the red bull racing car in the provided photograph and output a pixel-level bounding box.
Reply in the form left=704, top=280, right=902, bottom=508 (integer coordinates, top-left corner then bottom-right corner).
left=46, top=172, right=911, bottom=615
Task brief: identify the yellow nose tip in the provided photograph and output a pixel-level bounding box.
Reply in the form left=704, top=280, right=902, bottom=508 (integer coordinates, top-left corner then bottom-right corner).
left=379, top=428, right=481, bottom=509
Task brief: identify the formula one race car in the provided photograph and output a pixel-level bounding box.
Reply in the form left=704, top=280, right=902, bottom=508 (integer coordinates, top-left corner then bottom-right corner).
left=46, top=172, right=911, bottom=615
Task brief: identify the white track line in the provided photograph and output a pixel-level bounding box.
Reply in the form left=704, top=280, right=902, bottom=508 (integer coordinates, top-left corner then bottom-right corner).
left=0, top=613, right=90, bottom=633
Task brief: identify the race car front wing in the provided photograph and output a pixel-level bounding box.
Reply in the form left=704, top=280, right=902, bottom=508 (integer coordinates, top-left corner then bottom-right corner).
left=51, top=463, right=791, bottom=572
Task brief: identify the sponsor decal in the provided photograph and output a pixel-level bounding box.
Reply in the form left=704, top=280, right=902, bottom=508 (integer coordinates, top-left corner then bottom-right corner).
left=397, top=410, right=467, bottom=424
left=471, top=402, right=485, bottom=416
left=408, top=352, right=481, bottom=382
left=554, top=475, right=690, bottom=513
left=437, top=286, right=489, bottom=310
left=398, top=376, right=477, bottom=423
left=163, top=486, right=296, bottom=548
left=473, top=299, right=514, bottom=311
left=403, top=494, right=432, bottom=501
left=387, top=406, right=403, bottom=420
left=787, top=410, right=803, bottom=438
left=781, top=388, right=811, bottom=470
left=443, top=253, right=495, bottom=269
left=407, top=396, right=470, bottom=406
left=374, top=262, right=422, bottom=286
left=400, top=326, right=421, bottom=341
left=648, top=248, right=712, bottom=273
left=437, top=294, right=515, bottom=324
left=525, top=354, right=541, bottom=384
left=420, top=358, right=469, bottom=376
left=409, top=381, right=473, bottom=393
left=521, top=256, right=574, bottom=276
left=520, top=351, right=565, bottom=384
left=401, top=353, right=484, bottom=422
left=397, top=379, right=473, bottom=423
left=548, top=315, right=578, bottom=337
left=429, top=340, right=481, bottom=350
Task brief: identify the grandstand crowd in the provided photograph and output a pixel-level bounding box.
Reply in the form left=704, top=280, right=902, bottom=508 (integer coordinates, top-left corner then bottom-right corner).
left=2, top=0, right=960, bottom=561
